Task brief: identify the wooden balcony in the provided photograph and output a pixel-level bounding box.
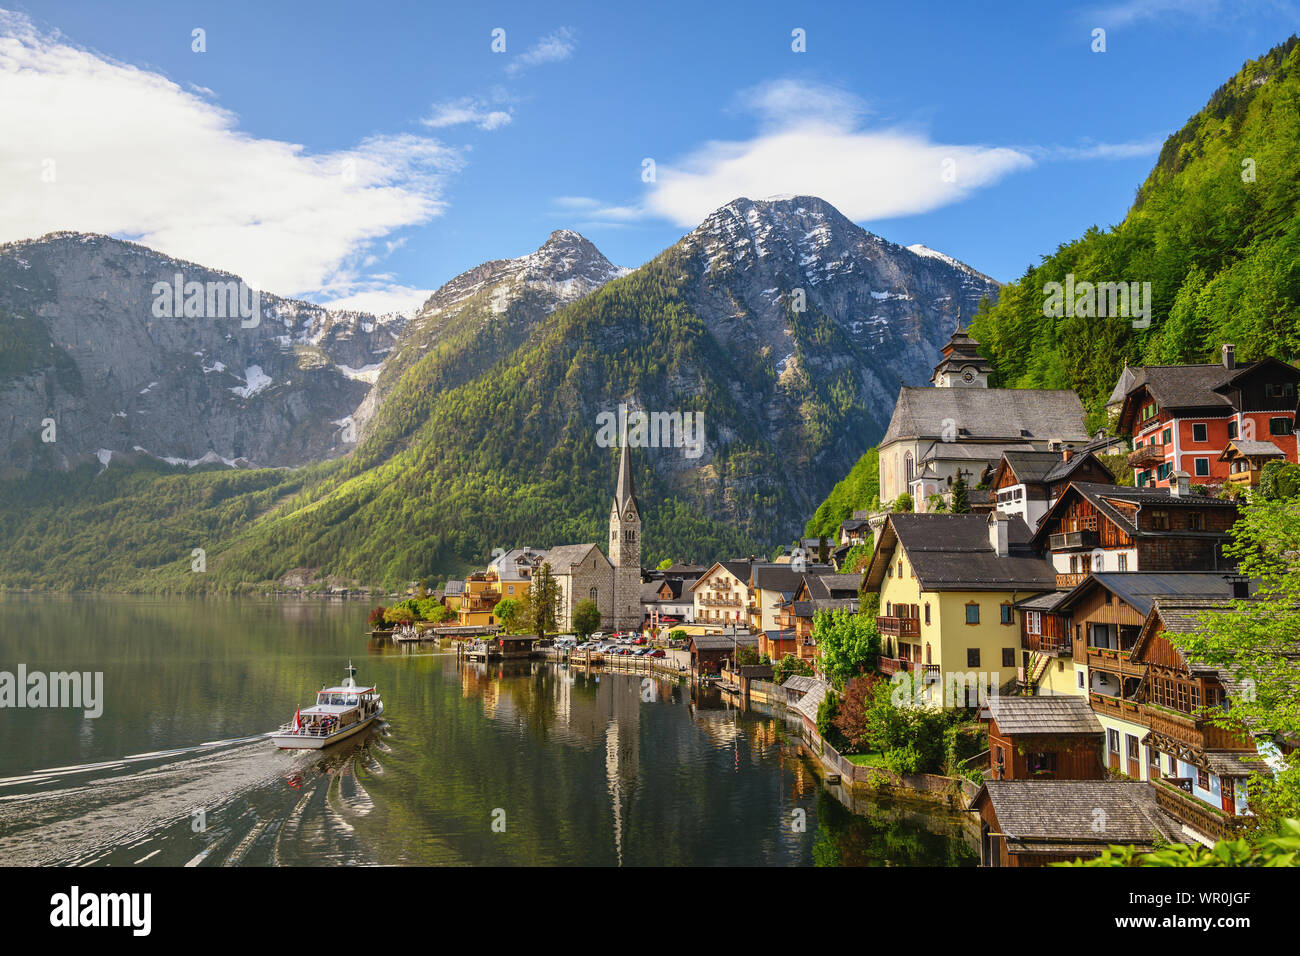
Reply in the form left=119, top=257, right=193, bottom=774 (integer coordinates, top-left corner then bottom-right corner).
left=1143, top=704, right=1251, bottom=751
left=1090, top=691, right=1147, bottom=725
left=1055, top=572, right=1087, bottom=588
left=698, top=596, right=742, bottom=607
left=876, top=615, right=921, bottom=638
left=1128, top=444, right=1166, bottom=468
left=1085, top=646, right=1145, bottom=678
left=1023, top=631, right=1071, bottom=655
left=1152, top=779, right=1256, bottom=842
left=878, top=656, right=912, bottom=676
left=1049, top=529, right=1099, bottom=551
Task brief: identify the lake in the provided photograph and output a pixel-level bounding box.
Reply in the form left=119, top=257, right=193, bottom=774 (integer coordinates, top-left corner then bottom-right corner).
left=0, top=595, right=976, bottom=866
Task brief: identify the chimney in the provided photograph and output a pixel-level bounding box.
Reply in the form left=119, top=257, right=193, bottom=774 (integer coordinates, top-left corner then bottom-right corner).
left=1061, top=444, right=1074, bottom=463
left=988, top=511, right=1009, bottom=557
left=1170, top=470, right=1191, bottom=497
left=1222, top=343, right=1236, bottom=370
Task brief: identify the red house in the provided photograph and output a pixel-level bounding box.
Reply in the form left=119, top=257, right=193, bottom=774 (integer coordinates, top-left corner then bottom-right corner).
left=1113, top=344, right=1300, bottom=490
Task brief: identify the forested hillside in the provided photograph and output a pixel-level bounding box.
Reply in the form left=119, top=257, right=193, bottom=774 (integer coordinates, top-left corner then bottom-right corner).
left=971, top=36, right=1300, bottom=431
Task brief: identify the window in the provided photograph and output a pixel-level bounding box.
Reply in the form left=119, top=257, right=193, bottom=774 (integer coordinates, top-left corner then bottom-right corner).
left=1197, top=768, right=1210, bottom=791
left=897, top=561, right=904, bottom=577
left=1126, top=735, right=1139, bottom=760
left=1188, top=513, right=1203, bottom=531
left=1162, top=427, right=1172, bottom=445
left=589, top=587, right=598, bottom=600
left=1028, top=752, right=1058, bottom=774
left=1000, top=603, right=1014, bottom=625
left=1194, top=458, right=1210, bottom=476
left=1157, top=462, right=1172, bottom=480
left=1002, top=647, right=1015, bottom=667
left=1151, top=510, right=1169, bottom=531
left=1118, top=554, right=1128, bottom=571
left=1138, top=471, right=1150, bottom=487
left=1026, top=611, right=1041, bottom=635
left=1228, top=420, right=1239, bottom=440
left=1266, top=382, right=1295, bottom=399
left=924, top=603, right=930, bottom=625
left=967, top=648, right=980, bottom=667
left=1192, top=423, right=1207, bottom=443
left=1148, top=746, right=1160, bottom=769
left=1270, top=417, right=1293, bottom=436
left=1168, top=754, right=1178, bottom=775
left=507, top=585, right=514, bottom=595
left=965, top=603, right=980, bottom=625
left=1077, top=669, right=1086, bottom=690
left=1108, top=729, right=1120, bottom=754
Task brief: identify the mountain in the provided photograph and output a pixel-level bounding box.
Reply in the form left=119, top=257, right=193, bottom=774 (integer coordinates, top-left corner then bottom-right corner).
left=806, top=35, right=1300, bottom=540
left=351, top=230, right=629, bottom=437
left=968, top=35, right=1300, bottom=430
left=0, top=233, right=404, bottom=473
left=0, top=197, right=999, bottom=591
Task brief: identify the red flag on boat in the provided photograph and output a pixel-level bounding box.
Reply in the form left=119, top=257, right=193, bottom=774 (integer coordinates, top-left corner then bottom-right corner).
left=294, top=707, right=301, bottom=729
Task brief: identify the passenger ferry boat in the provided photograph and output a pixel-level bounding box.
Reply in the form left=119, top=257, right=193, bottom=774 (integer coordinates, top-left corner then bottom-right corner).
left=272, top=662, right=384, bottom=750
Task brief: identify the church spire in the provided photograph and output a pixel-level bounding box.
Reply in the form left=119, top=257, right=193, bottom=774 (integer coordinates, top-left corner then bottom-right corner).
left=615, top=441, right=638, bottom=514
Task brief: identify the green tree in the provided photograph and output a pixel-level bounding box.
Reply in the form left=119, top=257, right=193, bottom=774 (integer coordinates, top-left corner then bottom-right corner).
left=772, top=653, right=814, bottom=684
left=950, top=472, right=971, bottom=514
left=735, top=644, right=760, bottom=666
left=1058, top=819, right=1300, bottom=866
left=521, top=562, right=562, bottom=638
left=572, top=599, right=601, bottom=639
left=493, top=597, right=519, bottom=631
left=892, top=492, right=913, bottom=513
left=656, top=558, right=674, bottom=570
left=812, top=608, right=879, bottom=687
left=1170, top=495, right=1300, bottom=828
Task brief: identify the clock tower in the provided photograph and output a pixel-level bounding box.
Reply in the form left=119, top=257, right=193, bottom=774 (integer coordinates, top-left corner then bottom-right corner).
left=609, top=442, right=643, bottom=629
left=931, top=313, right=992, bottom=388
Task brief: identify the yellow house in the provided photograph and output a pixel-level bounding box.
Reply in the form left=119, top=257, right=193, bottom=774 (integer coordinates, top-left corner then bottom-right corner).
left=863, top=512, right=1057, bottom=705
left=457, top=571, right=502, bottom=627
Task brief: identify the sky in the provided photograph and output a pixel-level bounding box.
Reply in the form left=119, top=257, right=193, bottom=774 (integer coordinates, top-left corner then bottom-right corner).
left=2, top=0, right=1298, bottom=315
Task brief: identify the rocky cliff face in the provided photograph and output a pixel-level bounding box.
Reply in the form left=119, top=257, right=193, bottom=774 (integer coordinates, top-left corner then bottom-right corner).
left=667, top=195, right=1000, bottom=511
left=0, top=233, right=404, bottom=472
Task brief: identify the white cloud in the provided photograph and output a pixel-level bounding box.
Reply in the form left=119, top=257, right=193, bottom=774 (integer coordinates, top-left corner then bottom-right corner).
left=1084, top=0, right=1296, bottom=27
left=505, top=27, right=576, bottom=75
left=319, top=283, right=432, bottom=318
left=0, top=11, right=462, bottom=300
left=1027, top=139, right=1163, bottom=160
left=641, top=80, right=1032, bottom=226
left=423, top=95, right=513, bottom=131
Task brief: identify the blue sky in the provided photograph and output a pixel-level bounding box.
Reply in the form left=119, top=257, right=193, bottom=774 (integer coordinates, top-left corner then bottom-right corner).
left=2, top=0, right=1298, bottom=313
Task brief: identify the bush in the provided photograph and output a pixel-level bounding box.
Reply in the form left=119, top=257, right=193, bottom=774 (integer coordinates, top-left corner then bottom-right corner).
left=882, top=744, right=922, bottom=775
left=368, top=606, right=388, bottom=628
left=892, top=493, right=913, bottom=513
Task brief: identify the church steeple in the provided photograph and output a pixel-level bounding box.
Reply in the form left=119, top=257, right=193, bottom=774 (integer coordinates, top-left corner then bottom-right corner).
left=930, top=312, right=992, bottom=388
left=614, top=441, right=638, bottom=516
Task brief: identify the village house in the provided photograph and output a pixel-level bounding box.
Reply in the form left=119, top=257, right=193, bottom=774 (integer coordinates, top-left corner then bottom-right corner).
left=1129, top=599, right=1277, bottom=842
left=877, top=325, right=1089, bottom=512
left=690, top=560, right=754, bottom=628
left=687, top=631, right=759, bottom=678
left=1218, top=438, right=1286, bottom=490
left=767, top=571, right=859, bottom=664
left=989, top=447, right=1114, bottom=530
left=970, top=780, right=1188, bottom=867
left=1040, top=572, right=1250, bottom=783
left=1029, top=478, right=1238, bottom=586
left=640, top=575, right=696, bottom=627
left=863, top=512, right=1056, bottom=703
left=979, top=696, right=1105, bottom=781
left=1114, top=345, right=1300, bottom=490
left=839, top=511, right=871, bottom=546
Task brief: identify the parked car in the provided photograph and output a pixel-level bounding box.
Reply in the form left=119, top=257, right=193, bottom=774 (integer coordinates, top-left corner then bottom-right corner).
left=648, top=649, right=666, bottom=658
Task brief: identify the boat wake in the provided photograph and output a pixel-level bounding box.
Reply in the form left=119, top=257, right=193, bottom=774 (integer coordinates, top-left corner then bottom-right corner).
left=0, top=727, right=388, bottom=866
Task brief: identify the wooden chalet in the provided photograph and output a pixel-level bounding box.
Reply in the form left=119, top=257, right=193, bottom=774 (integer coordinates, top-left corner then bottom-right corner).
left=688, top=631, right=759, bottom=677
left=970, top=780, right=1188, bottom=867
left=990, top=447, right=1114, bottom=531
left=1218, top=438, right=1285, bottom=489
left=979, top=696, right=1105, bottom=780
left=1129, top=599, right=1265, bottom=840
left=1029, top=481, right=1238, bottom=585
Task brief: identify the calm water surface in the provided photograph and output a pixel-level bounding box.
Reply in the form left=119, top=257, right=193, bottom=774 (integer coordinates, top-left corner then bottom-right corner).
left=0, top=596, right=976, bottom=866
